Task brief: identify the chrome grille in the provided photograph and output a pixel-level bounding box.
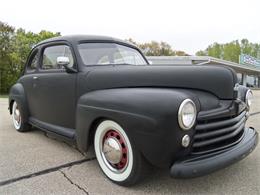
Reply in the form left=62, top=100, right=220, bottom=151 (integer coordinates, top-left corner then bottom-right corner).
left=192, top=111, right=246, bottom=155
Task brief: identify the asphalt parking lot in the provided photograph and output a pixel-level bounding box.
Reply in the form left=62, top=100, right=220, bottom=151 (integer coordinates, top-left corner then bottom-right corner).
left=0, top=91, right=260, bottom=195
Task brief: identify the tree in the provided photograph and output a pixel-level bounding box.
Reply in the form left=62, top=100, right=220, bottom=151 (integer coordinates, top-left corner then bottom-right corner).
left=126, top=38, right=188, bottom=56
left=208, top=43, right=223, bottom=59
left=0, top=21, right=60, bottom=94
left=0, top=22, right=15, bottom=94
left=10, top=29, right=60, bottom=74
left=196, top=39, right=260, bottom=63
left=174, top=50, right=189, bottom=56
left=196, top=50, right=207, bottom=56
left=222, top=41, right=241, bottom=63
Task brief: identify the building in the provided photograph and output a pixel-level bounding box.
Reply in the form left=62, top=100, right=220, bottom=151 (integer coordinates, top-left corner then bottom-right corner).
left=147, top=56, right=260, bottom=88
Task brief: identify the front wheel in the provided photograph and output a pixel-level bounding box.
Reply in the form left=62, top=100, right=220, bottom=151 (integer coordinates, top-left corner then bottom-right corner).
left=94, top=120, right=149, bottom=186
left=12, top=101, right=31, bottom=132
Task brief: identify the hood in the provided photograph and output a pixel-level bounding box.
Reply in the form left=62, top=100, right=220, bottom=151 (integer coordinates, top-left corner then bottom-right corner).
left=85, top=65, right=237, bottom=99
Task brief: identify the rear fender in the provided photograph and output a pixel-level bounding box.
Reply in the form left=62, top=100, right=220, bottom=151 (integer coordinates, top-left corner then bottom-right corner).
left=9, top=83, right=29, bottom=122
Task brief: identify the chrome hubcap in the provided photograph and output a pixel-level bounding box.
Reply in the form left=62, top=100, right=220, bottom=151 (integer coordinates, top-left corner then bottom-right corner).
left=14, top=108, right=20, bottom=122
left=12, top=102, right=21, bottom=129
left=103, top=137, right=122, bottom=164
left=101, top=130, right=128, bottom=172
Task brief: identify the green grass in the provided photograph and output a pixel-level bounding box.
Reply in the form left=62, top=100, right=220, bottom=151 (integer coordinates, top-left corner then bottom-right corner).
left=0, top=94, right=8, bottom=98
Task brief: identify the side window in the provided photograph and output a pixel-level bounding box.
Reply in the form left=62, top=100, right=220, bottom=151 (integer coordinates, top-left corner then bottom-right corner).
left=26, top=50, right=38, bottom=72
left=42, top=45, right=74, bottom=70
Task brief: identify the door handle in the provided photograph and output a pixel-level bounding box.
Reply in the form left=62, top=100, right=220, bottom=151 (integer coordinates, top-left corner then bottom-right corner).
left=33, top=76, right=38, bottom=80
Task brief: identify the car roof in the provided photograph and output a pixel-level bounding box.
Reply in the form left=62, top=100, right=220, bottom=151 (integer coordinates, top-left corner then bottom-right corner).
left=36, top=35, right=137, bottom=48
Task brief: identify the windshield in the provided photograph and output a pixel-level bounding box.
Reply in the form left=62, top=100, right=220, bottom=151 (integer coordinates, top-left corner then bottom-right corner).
left=78, top=43, right=148, bottom=66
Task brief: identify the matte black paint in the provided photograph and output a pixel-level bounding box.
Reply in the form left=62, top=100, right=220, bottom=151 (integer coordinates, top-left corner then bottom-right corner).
left=171, top=127, right=258, bottom=178
left=9, top=83, right=29, bottom=122
left=82, top=65, right=236, bottom=99
left=76, top=88, right=199, bottom=167
left=9, top=35, right=258, bottom=173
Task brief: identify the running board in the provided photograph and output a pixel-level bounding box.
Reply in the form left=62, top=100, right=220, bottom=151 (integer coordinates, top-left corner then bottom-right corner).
left=29, top=117, right=75, bottom=139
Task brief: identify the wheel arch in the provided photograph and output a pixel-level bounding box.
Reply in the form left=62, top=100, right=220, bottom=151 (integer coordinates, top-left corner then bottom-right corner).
left=87, top=117, right=106, bottom=146
left=9, top=99, right=15, bottom=114
left=78, top=114, right=153, bottom=166
left=8, top=83, right=29, bottom=122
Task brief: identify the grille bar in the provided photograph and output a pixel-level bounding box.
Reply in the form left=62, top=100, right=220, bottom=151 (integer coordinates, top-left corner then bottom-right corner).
left=193, top=122, right=244, bottom=147
left=196, top=111, right=246, bottom=131
left=192, top=132, right=245, bottom=155
left=192, top=109, right=246, bottom=155
left=194, top=118, right=246, bottom=140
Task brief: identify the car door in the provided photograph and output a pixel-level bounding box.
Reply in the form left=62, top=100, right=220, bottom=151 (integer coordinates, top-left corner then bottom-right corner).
left=20, top=47, right=41, bottom=117
left=31, top=43, right=77, bottom=129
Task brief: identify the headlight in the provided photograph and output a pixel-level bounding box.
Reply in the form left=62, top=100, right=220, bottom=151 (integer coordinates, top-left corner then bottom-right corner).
left=245, top=90, right=253, bottom=107
left=178, top=99, right=197, bottom=130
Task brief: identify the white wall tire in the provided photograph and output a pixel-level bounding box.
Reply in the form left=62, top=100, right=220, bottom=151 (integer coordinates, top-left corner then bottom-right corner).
left=94, top=120, right=149, bottom=186
left=11, top=101, right=31, bottom=132
left=12, top=101, right=22, bottom=130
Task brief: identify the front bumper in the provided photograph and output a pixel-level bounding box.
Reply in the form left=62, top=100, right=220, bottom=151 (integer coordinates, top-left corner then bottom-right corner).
left=170, top=127, right=258, bottom=178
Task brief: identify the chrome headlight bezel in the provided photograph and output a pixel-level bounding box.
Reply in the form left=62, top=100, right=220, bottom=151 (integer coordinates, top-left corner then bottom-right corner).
left=178, top=99, right=197, bottom=130
left=245, top=90, right=253, bottom=107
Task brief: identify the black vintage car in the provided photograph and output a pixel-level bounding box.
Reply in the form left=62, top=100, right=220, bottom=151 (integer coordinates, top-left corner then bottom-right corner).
left=9, top=35, right=258, bottom=186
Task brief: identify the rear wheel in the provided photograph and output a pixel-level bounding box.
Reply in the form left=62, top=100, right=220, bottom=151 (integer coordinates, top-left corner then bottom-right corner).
left=94, top=120, right=149, bottom=186
left=12, top=101, right=31, bottom=132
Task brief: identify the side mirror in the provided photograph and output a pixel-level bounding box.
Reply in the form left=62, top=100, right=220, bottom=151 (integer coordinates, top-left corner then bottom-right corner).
left=148, top=60, right=153, bottom=65
left=57, top=56, right=70, bottom=66
left=56, top=56, right=77, bottom=73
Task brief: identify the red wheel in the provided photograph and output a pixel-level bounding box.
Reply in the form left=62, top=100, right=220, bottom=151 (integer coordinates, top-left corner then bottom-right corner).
left=94, top=120, right=149, bottom=186
left=102, top=130, right=128, bottom=171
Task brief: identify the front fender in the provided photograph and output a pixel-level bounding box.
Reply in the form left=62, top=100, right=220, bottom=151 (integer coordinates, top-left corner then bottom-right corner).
left=9, top=83, right=29, bottom=122
left=76, top=88, right=200, bottom=168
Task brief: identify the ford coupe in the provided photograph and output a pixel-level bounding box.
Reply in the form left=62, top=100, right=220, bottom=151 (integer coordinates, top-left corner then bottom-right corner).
left=9, top=35, right=258, bottom=186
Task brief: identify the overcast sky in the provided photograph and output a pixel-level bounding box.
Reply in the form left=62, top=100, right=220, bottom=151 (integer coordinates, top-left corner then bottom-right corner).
left=1, top=0, right=259, bottom=54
